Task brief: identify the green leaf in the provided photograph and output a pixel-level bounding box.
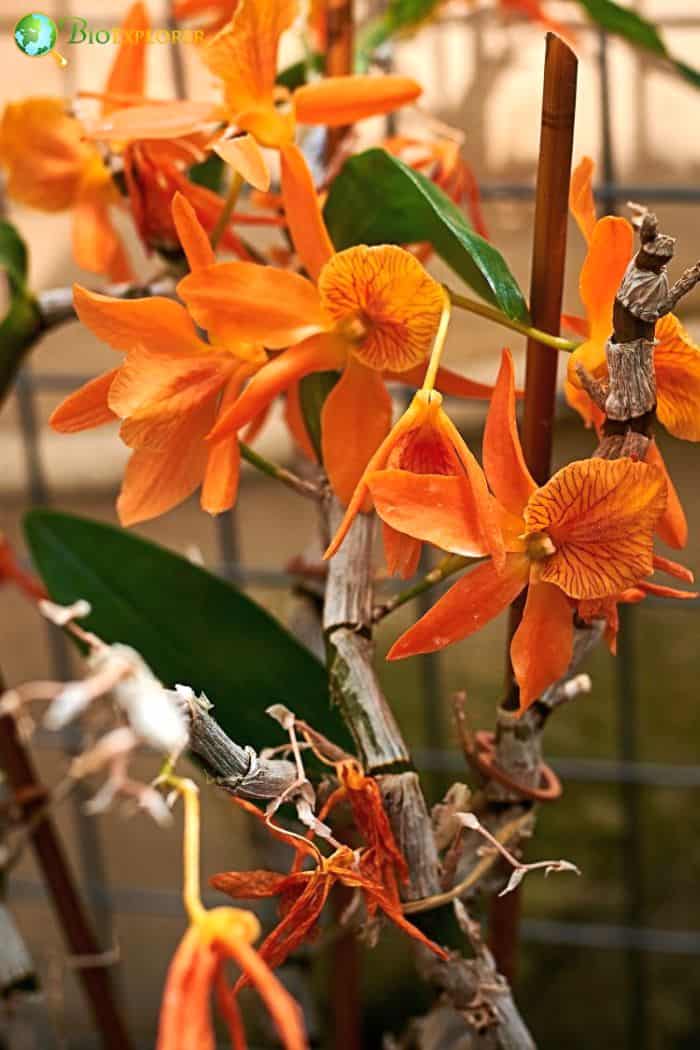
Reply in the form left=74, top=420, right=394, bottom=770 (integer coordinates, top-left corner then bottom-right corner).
left=356, top=0, right=440, bottom=71
left=0, top=221, right=41, bottom=408
left=577, top=0, right=700, bottom=91
left=188, top=153, right=225, bottom=193
left=24, top=510, right=353, bottom=753
left=298, top=371, right=340, bottom=461
left=324, top=148, right=529, bottom=323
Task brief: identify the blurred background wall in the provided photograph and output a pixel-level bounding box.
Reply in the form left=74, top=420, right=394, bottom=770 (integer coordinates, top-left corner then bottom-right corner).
left=1, top=2, right=699, bottom=1047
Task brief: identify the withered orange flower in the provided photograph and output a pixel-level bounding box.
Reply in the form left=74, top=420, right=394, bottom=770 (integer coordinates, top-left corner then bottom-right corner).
left=0, top=3, right=151, bottom=281
left=0, top=535, right=47, bottom=603
left=326, top=388, right=504, bottom=577
left=179, top=161, right=495, bottom=503
left=212, top=782, right=447, bottom=980
left=567, top=157, right=700, bottom=549
left=50, top=194, right=266, bottom=525
left=368, top=350, right=674, bottom=712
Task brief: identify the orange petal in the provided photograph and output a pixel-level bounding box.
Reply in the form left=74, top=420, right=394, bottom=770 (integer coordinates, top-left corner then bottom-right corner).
left=483, top=349, right=535, bottom=518
left=171, top=191, right=216, bottom=273
left=285, top=383, right=317, bottom=462
left=561, top=313, right=590, bottom=338
left=511, top=580, right=574, bottom=713
left=203, top=0, right=297, bottom=116
left=103, top=2, right=149, bottom=109
left=157, top=926, right=217, bottom=1050
left=367, top=470, right=494, bottom=559
left=50, top=370, right=119, bottom=433
left=86, top=100, right=218, bottom=142
left=645, top=439, right=687, bottom=550
left=639, top=581, right=698, bottom=601
left=564, top=372, right=605, bottom=430
left=652, top=553, right=694, bottom=584
left=280, top=143, right=334, bottom=283
left=382, top=524, right=422, bottom=579
left=0, top=99, right=89, bottom=211
left=214, top=133, right=271, bottom=192
left=178, top=262, right=327, bottom=349
left=388, top=362, right=504, bottom=401
left=525, top=458, right=668, bottom=599
left=387, top=554, right=528, bottom=659
left=117, top=401, right=214, bottom=525
left=293, top=75, right=421, bottom=127
left=201, top=373, right=248, bottom=514
left=321, top=358, right=393, bottom=506
left=579, top=217, right=633, bottom=343
left=569, top=156, right=596, bottom=244
left=74, top=285, right=205, bottom=355
left=72, top=197, right=132, bottom=282
left=653, top=313, right=700, bottom=441
left=319, top=245, right=444, bottom=372
left=209, top=334, right=345, bottom=442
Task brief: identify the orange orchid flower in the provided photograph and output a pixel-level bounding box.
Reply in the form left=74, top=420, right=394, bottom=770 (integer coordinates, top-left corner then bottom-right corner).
left=0, top=3, right=152, bottom=281
left=368, top=350, right=673, bottom=712
left=158, top=777, right=307, bottom=1050
left=178, top=157, right=497, bottom=503
left=567, top=156, right=700, bottom=549
left=211, top=784, right=447, bottom=979
left=49, top=194, right=266, bottom=526
left=325, top=387, right=504, bottom=578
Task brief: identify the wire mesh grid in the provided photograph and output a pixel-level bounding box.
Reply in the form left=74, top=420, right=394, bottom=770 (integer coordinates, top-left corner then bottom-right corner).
left=3, top=4, right=700, bottom=1048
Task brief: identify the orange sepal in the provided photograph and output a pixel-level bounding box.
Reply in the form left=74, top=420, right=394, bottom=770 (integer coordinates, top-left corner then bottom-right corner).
left=293, top=75, right=421, bottom=127
left=86, top=100, right=218, bottom=142
left=200, top=373, right=247, bottom=514
left=579, top=216, right=633, bottom=344
left=510, top=580, right=574, bottom=713
left=171, top=191, right=216, bottom=273
left=74, top=285, right=205, bottom=356
left=382, top=524, right=422, bottom=579
left=103, top=2, right=149, bottom=110
left=653, top=313, right=700, bottom=442
left=285, top=383, right=317, bottom=463
left=156, top=925, right=218, bottom=1050
left=388, top=362, right=508, bottom=401
left=320, top=358, right=393, bottom=506
left=482, top=349, right=535, bottom=519
left=178, top=262, right=328, bottom=349
left=50, top=370, right=119, bottom=433
left=569, top=156, right=596, bottom=244
left=72, top=196, right=132, bottom=282
left=280, top=142, right=334, bottom=283
left=387, top=554, right=528, bottom=660
left=645, top=439, right=687, bottom=550
left=525, top=458, right=667, bottom=600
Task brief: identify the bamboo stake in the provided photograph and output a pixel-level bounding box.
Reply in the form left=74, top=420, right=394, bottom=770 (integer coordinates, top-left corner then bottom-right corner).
left=493, top=34, right=578, bottom=982
left=0, top=710, right=133, bottom=1050
left=324, top=0, right=355, bottom=159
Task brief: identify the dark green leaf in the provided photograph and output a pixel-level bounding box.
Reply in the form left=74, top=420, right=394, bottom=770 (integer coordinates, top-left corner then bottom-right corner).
left=324, top=148, right=529, bottom=323
left=24, top=510, right=353, bottom=753
left=577, top=0, right=700, bottom=91
left=298, top=371, right=340, bottom=461
left=0, top=222, right=41, bottom=408
left=188, top=153, right=225, bottom=192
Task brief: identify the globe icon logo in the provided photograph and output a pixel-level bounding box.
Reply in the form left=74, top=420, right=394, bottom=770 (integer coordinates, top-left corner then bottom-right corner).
left=13, top=12, right=58, bottom=57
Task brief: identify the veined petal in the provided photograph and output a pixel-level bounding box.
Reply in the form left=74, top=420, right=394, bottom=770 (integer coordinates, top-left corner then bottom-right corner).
left=74, top=285, right=205, bottom=355
left=368, top=469, right=493, bottom=559
left=382, top=524, right=422, bottom=580
left=483, top=349, right=535, bottom=518
left=178, top=261, right=327, bottom=349
left=214, top=133, right=271, bottom=191
left=103, top=2, right=149, bottom=109
left=510, top=580, right=574, bottom=713
left=203, top=0, right=297, bottom=116
left=646, top=439, right=687, bottom=550
left=293, top=75, right=421, bottom=127
left=280, top=143, right=334, bottom=283
left=50, top=370, right=119, bottom=432
left=319, top=245, right=444, bottom=372
left=321, top=358, right=393, bottom=506
left=387, top=554, right=528, bottom=659
left=171, top=191, right=216, bottom=273
left=117, top=401, right=214, bottom=525
left=86, top=100, right=218, bottom=142
left=579, top=217, right=633, bottom=343
left=525, top=458, right=667, bottom=599
left=654, top=313, right=700, bottom=441
left=569, top=156, right=596, bottom=244
left=209, top=334, right=345, bottom=441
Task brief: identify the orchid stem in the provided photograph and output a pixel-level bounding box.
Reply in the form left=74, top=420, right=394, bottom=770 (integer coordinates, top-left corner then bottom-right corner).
left=210, top=171, right=244, bottom=251
left=239, top=442, right=322, bottom=501
left=165, top=775, right=206, bottom=925
left=445, top=286, right=578, bottom=354
left=421, top=286, right=452, bottom=395
left=372, top=553, right=476, bottom=622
